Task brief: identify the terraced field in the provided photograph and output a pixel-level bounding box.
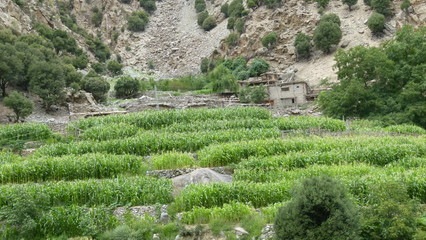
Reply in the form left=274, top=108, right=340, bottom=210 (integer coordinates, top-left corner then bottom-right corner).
left=0, top=107, right=425, bottom=239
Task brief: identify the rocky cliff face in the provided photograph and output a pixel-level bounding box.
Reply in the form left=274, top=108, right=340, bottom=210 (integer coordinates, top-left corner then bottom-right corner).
left=0, top=0, right=425, bottom=80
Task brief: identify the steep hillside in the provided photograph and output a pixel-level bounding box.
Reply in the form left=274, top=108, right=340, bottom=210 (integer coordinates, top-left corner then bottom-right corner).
left=0, top=0, right=425, bottom=81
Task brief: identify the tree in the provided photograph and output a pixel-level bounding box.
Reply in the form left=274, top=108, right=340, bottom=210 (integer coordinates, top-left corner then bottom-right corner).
left=115, top=76, right=141, bottom=98
left=209, top=64, right=239, bottom=93
left=400, top=0, right=411, bottom=14
left=0, top=43, right=23, bottom=97
left=342, top=0, right=358, bottom=10
left=371, top=0, right=391, bottom=16
left=83, top=77, right=110, bottom=102
left=249, top=59, right=269, bottom=77
left=294, top=33, right=311, bottom=60
left=140, top=0, right=156, bottom=13
left=367, top=13, right=386, bottom=34
left=202, top=16, right=217, bottom=31
left=320, top=13, right=341, bottom=26
left=262, top=32, right=278, bottom=49
left=107, top=60, right=123, bottom=76
left=275, top=176, right=360, bottom=240
left=313, top=22, right=342, bottom=53
left=3, top=91, right=33, bottom=122
left=195, top=0, right=206, bottom=13
left=28, top=62, right=65, bottom=110
left=127, top=11, right=149, bottom=32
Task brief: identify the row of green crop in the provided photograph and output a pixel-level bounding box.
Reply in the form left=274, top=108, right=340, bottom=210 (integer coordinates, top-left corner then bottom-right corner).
left=0, top=151, right=22, bottom=166
left=0, top=154, right=147, bottom=184
left=151, top=151, right=196, bottom=170
left=234, top=143, right=426, bottom=177
left=35, top=128, right=281, bottom=157
left=67, top=107, right=272, bottom=133
left=349, top=120, right=426, bottom=134
left=172, top=164, right=426, bottom=211
left=0, top=176, right=172, bottom=207
left=197, top=135, right=426, bottom=167
left=79, top=123, right=140, bottom=141
left=0, top=123, right=53, bottom=147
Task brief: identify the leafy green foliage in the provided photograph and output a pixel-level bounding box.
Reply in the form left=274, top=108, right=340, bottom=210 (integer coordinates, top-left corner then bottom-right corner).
left=221, top=3, right=229, bottom=17
left=86, top=37, right=111, bottom=62
left=82, top=76, right=110, bottom=102
left=3, top=91, right=33, bottom=122
left=107, top=60, right=123, bottom=76
left=114, top=76, right=141, bottom=98
left=140, top=0, right=157, bottom=13
left=274, top=176, right=360, bottom=240
left=91, top=7, right=103, bottom=27
left=367, top=13, right=386, bottom=34
left=249, top=58, right=269, bottom=77
left=320, top=13, right=341, bottom=26
left=294, top=33, right=311, bottom=60
left=197, top=11, right=209, bottom=26
left=209, top=64, right=239, bottom=93
left=202, top=16, right=217, bottom=31
left=319, top=26, right=426, bottom=128
left=0, top=43, right=23, bottom=97
left=228, top=0, right=245, bottom=17
left=342, top=0, right=358, bottom=10
left=127, top=11, right=149, bottom=32
left=226, top=32, right=239, bottom=47
left=28, top=62, right=65, bottom=110
left=401, top=0, right=411, bottom=12
left=239, top=85, right=268, bottom=103
left=313, top=21, right=342, bottom=53
left=371, top=0, right=391, bottom=16
left=262, top=32, right=278, bottom=49
left=195, top=0, right=207, bottom=13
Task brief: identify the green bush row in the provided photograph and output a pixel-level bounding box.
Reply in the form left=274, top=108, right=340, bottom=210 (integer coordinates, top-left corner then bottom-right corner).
left=36, top=128, right=281, bottom=157
left=0, top=154, right=146, bottom=184
left=0, top=176, right=172, bottom=207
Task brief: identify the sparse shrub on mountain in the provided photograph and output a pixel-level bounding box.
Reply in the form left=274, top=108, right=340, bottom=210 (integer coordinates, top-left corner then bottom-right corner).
left=107, top=60, right=123, bottom=76
left=262, top=32, right=278, bottom=49
left=91, top=7, right=103, bottom=27
left=227, top=33, right=239, bottom=47
left=140, top=0, right=157, bottom=13
left=202, top=16, right=217, bottom=31
left=342, top=0, right=358, bottom=10
left=371, top=0, right=391, bottom=16
left=313, top=21, right=342, bottom=53
left=115, top=76, right=141, bottom=98
left=294, top=33, right=311, bottom=60
left=367, top=13, right=386, bottom=34
left=315, top=0, right=331, bottom=8
left=320, top=13, right=341, bottom=26
left=221, top=3, right=229, bottom=17
left=195, top=0, right=207, bottom=13
left=197, top=11, right=209, bottom=26
left=127, top=11, right=149, bottom=32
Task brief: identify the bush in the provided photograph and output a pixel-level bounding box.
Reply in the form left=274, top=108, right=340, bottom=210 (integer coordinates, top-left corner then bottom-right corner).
left=249, top=59, right=269, bottom=77
left=239, top=86, right=268, bottom=104
left=228, top=0, right=245, bottom=17
left=401, top=0, right=411, bottom=12
left=364, top=0, right=372, bottom=6
left=371, top=0, right=391, bottom=15
left=202, top=16, right=217, bottom=31
left=320, top=13, right=341, bottom=26
left=92, top=62, right=106, bottom=74
left=294, top=33, right=311, bottom=60
left=367, top=13, right=386, bottom=34
left=127, top=11, right=149, bottom=32
left=3, top=91, right=33, bottom=122
left=114, top=76, right=141, bottom=98
left=227, top=17, right=236, bottom=29
left=342, top=0, right=358, bottom=10
left=313, top=22, right=342, bottom=53
left=315, top=0, right=330, bottom=8
left=275, top=176, right=360, bottom=240
left=197, top=11, right=209, bottom=26
left=221, top=3, right=229, bottom=17
left=140, top=0, right=156, bottom=13
left=262, top=32, right=278, bottom=49
left=235, top=18, right=245, bottom=33
left=83, top=77, right=110, bottom=102
left=226, top=33, right=239, bottom=47
left=91, top=7, right=103, bottom=27
left=195, top=0, right=207, bottom=13
left=107, top=60, right=123, bottom=76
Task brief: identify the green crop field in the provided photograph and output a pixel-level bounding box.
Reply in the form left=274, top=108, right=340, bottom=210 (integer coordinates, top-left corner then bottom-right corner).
left=0, top=107, right=425, bottom=239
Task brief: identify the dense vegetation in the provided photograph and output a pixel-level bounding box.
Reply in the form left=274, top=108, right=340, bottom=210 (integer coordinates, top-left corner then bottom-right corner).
left=0, top=107, right=425, bottom=239
left=319, top=26, right=426, bottom=128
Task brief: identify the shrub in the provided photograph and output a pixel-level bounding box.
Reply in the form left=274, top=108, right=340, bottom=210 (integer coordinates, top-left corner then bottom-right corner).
left=313, top=22, right=342, bottom=53
left=294, top=33, right=311, bottom=60
left=315, top=0, right=330, bottom=8
left=92, top=62, right=106, bottom=74
left=249, top=58, right=269, bottom=77
left=367, top=13, right=386, bottom=34
left=202, top=16, right=217, bottom=31
left=226, top=32, right=239, bottom=47
left=197, top=11, right=209, bottom=26
left=195, top=0, right=207, bottom=13
left=228, top=0, right=245, bottom=17
left=114, top=76, right=141, bottom=98
left=239, top=86, right=268, bottom=104
left=83, top=77, right=110, bottom=102
left=86, top=38, right=111, bottom=62
left=401, top=0, right=411, bottom=12
left=371, top=0, right=391, bottom=15
left=127, top=11, right=149, bottom=32
left=342, top=0, right=358, bottom=10
left=107, top=60, right=123, bottom=76
left=364, top=0, right=372, bottom=6
left=275, top=176, right=360, bottom=240
left=235, top=18, right=245, bottom=33
left=140, top=0, right=156, bottom=13
left=221, top=3, right=229, bottom=17
left=320, top=13, right=341, bottom=26
left=3, top=91, right=33, bottom=122
left=227, top=17, right=236, bottom=29
left=262, top=32, right=278, bottom=49
left=91, top=7, right=103, bottom=27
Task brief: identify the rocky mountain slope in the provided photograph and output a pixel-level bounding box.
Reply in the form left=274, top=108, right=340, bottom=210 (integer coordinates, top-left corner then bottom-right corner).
left=0, top=0, right=425, bottom=83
